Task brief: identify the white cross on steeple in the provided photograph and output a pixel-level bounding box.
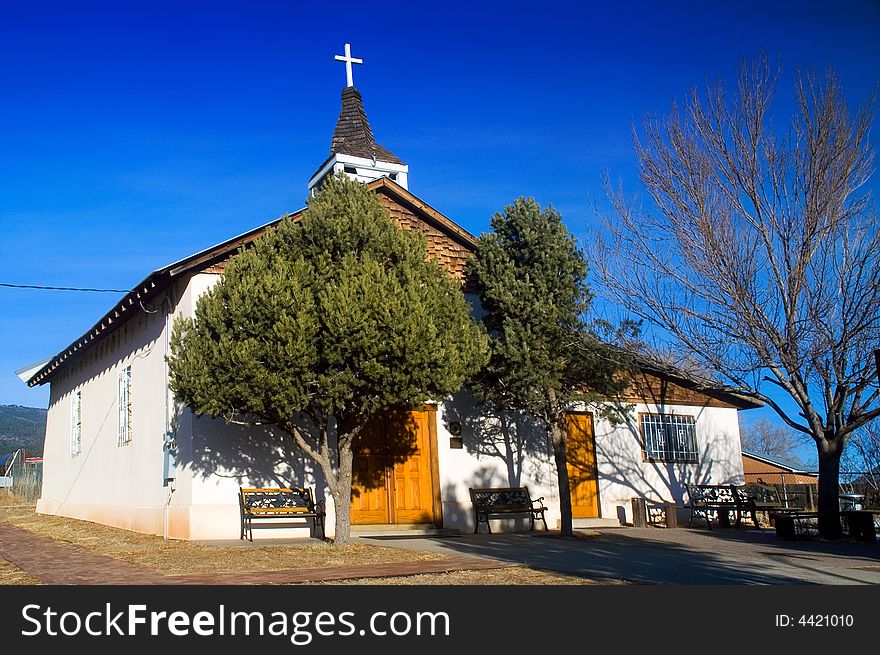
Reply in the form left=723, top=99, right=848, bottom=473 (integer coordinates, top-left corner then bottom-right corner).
left=334, top=43, right=363, bottom=88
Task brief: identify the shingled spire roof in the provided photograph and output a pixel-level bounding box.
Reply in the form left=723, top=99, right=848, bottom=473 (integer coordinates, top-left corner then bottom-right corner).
left=308, top=85, right=409, bottom=192
left=330, top=87, right=404, bottom=164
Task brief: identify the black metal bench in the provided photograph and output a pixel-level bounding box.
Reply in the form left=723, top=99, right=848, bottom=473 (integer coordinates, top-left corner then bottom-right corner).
left=469, top=486, right=548, bottom=533
left=684, top=483, right=774, bottom=529
left=239, top=486, right=326, bottom=541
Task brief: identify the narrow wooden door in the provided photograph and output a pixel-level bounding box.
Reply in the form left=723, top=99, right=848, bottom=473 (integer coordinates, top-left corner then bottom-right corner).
left=567, top=413, right=600, bottom=518
left=390, top=410, right=434, bottom=523
left=350, top=416, right=391, bottom=524
left=350, top=409, right=436, bottom=525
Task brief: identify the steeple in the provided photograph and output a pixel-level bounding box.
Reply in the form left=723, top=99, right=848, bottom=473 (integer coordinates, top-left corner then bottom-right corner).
left=308, top=44, right=409, bottom=192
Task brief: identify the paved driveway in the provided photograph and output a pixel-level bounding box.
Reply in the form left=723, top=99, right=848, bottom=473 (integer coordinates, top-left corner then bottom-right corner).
left=356, top=527, right=880, bottom=585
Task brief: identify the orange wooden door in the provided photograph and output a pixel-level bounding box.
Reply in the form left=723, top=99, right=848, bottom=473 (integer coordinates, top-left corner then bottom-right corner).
left=350, top=409, right=436, bottom=525
left=390, top=410, right=434, bottom=524
left=351, top=417, right=391, bottom=525
left=567, top=413, right=599, bottom=518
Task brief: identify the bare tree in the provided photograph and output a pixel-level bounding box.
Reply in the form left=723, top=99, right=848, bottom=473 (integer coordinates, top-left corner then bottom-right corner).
left=740, top=417, right=810, bottom=470
left=596, top=55, right=880, bottom=538
left=842, top=422, right=880, bottom=491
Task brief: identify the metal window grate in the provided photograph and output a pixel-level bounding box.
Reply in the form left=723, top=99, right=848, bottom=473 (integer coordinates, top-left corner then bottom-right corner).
left=70, top=390, right=81, bottom=455
left=641, top=413, right=698, bottom=462
left=117, top=366, right=132, bottom=446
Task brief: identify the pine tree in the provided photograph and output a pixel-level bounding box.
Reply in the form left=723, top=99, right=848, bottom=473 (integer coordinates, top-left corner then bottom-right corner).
left=468, top=197, right=628, bottom=536
left=168, top=174, right=488, bottom=545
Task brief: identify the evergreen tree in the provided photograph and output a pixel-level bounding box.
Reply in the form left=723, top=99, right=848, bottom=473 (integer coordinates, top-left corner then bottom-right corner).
left=168, top=174, right=488, bottom=546
left=468, top=198, right=629, bottom=536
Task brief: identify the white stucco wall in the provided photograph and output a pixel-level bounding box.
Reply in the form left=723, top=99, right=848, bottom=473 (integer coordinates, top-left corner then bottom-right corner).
left=36, top=265, right=747, bottom=541
left=435, top=393, right=745, bottom=531
left=38, top=269, right=331, bottom=541
left=435, top=393, right=558, bottom=531
left=591, top=402, right=744, bottom=524
left=182, top=414, right=326, bottom=540
left=173, top=272, right=328, bottom=540
left=37, top=279, right=189, bottom=537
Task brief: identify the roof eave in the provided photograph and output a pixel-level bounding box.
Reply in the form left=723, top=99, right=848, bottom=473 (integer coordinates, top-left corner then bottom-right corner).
left=25, top=210, right=307, bottom=387
left=741, top=450, right=816, bottom=474
left=630, top=356, right=765, bottom=410
left=25, top=181, right=473, bottom=387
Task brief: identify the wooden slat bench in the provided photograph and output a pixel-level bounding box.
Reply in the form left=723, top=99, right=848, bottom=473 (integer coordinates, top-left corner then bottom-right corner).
left=469, top=486, right=548, bottom=534
left=239, top=487, right=326, bottom=542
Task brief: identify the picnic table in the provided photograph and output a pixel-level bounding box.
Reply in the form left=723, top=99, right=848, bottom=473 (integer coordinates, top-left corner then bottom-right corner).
left=773, top=490, right=880, bottom=542
left=842, top=489, right=880, bottom=543
left=684, top=483, right=783, bottom=529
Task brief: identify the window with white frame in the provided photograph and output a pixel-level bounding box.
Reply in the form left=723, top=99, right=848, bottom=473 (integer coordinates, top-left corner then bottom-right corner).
left=640, top=413, right=698, bottom=463
left=70, top=389, right=82, bottom=455
left=117, top=366, right=132, bottom=446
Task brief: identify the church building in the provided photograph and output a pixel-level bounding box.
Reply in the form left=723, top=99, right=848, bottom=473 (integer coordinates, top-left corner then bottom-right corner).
left=23, top=45, right=759, bottom=540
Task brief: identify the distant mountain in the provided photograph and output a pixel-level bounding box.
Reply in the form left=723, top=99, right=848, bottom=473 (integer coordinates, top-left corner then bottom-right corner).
left=0, top=404, right=47, bottom=456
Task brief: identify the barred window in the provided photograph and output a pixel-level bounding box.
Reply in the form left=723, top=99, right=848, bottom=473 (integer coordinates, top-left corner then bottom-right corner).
left=70, top=389, right=82, bottom=455
left=640, top=413, right=698, bottom=462
left=117, top=366, right=132, bottom=446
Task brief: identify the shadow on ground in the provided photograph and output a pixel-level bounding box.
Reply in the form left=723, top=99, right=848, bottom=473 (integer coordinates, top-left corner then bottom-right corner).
left=362, top=527, right=880, bottom=585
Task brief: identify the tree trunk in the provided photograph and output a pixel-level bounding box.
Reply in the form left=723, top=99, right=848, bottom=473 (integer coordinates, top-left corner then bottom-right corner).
left=817, top=438, right=844, bottom=540
left=331, top=442, right=354, bottom=546
left=550, top=418, right=573, bottom=537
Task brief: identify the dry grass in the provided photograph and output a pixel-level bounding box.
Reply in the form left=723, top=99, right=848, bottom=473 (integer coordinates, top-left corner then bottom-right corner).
left=0, top=494, right=621, bottom=586
left=0, top=557, right=42, bottom=585
left=311, top=566, right=628, bottom=585
left=0, top=493, right=445, bottom=576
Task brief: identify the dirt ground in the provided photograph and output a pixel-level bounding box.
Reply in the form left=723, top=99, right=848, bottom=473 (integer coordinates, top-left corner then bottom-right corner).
left=0, top=493, right=607, bottom=585
left=311, top=566, right=626, bottom=585
left=0, top=556, right=41, bottom=585
left=0, top=494, right=444, bottom=575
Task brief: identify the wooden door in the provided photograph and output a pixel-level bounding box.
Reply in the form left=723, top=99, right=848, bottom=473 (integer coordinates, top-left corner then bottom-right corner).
left=390, top=410, right=434, bottom=523
left=350, top=409, right=436, bottom=525
left=351, top=416, right=391, bottom=524
left=567, top=413, right=600, bottom=518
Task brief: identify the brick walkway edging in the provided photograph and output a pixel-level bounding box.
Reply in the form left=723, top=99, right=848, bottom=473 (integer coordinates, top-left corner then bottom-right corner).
left=0, top=523, right=510, bottom=585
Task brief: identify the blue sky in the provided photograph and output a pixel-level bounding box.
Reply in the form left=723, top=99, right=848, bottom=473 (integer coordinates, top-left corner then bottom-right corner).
left=1, top=1, right=878, bottom=463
